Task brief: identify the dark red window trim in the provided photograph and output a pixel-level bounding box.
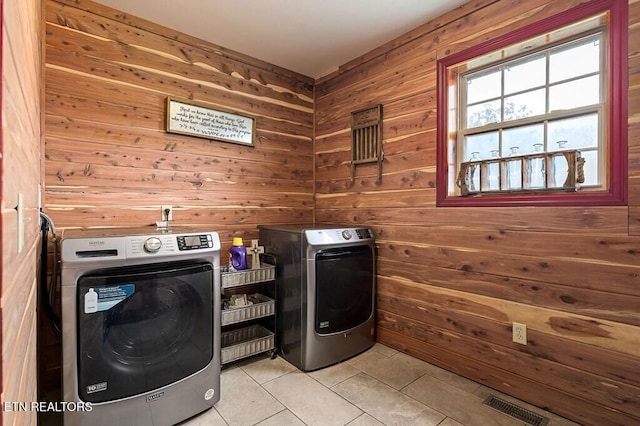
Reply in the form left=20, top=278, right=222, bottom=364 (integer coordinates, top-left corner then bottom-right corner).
left=0, top=0, right=4, bottom=416
left=436, top=0, right=628, bottom=207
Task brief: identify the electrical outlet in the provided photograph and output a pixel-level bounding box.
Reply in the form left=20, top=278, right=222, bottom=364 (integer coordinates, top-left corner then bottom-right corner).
left=512, top=322, right=527, bottom=345
left=160, top=205, right=173, bottom=221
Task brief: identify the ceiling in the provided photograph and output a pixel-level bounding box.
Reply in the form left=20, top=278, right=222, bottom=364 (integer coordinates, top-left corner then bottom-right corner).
left=92, top=0, right=468, bottom=78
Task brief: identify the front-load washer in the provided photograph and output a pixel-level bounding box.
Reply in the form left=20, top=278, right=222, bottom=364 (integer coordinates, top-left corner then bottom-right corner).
left=258, top=223, right=376, bottom=371
left=60, top=227, right=221, bottom=426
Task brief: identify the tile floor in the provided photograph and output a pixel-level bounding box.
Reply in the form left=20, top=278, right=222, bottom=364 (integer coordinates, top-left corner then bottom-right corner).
left=181, top=343, right=580, bottom=426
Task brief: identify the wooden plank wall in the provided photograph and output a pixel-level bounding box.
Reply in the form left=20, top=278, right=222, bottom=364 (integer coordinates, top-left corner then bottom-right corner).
left=42, top=0, right=314, bottom=401
left=315, top=0, right=640, bottom=425
left=44, top=0, right=315, bottom=243
left=1, top=0, right=43, bottom=424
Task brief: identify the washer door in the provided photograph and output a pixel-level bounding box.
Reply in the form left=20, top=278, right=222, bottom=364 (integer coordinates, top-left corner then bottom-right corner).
left=76, top=261, right=213, bottom=403
left=314, top=245, right=374, bottom=334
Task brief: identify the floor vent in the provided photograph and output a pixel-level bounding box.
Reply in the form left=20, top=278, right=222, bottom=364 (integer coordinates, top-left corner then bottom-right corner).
left=482, top=395, right=549, bottom=426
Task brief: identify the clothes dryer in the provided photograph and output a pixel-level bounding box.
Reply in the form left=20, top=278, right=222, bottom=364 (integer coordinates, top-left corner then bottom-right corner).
left=258, top=224, right=375, bottom=371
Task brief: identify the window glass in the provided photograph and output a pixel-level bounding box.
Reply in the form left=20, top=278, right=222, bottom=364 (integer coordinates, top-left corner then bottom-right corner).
left=466, top=70, right=501, bottom=104
left=501, top=124, right=544, bottom=156
left=459, top=32, right=603, bottom=192
left=547, top=114, right=598, bottom=149
left=463, top=132, right=499, bottom=160
left=550, top=38, right=600, bottom=83
left=549, top=75, right=600, bottom=111
left=504, top=89, right=546, bottom=121
left=580, top=150, right=600, bottom=186
left=467, top=99, right=502, bottom=127
left=504, top=56, right=546, bottom=94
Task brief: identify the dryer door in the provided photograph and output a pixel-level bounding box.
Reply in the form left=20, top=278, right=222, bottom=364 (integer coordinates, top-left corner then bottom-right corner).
left=76, top=261, right=213, bottom=403
left=314, top=245, right=375, bottom=334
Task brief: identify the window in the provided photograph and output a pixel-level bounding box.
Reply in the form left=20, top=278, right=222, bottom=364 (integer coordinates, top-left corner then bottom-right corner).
left=436, top=0, right=627, bottom=207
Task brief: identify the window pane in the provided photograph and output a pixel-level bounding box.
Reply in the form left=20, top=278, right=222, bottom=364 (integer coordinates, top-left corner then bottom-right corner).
left=504, top=56, right=545, bottom=94
left=467, top=99, right=502, bottom=128
left=548, top=113, right=598, bottom=149
left=464, top=131, right=499, bottom=160
left=502, top=124, right=544, bottom=156
left=504, top=89, right=545, bottom=121
left=466, top=70, right=501, bottom=104
left=549, top=75, right=600, bottom=111
left=580, top=149, right=599, bottom=186
left=550, top=37, right=600, bottom=83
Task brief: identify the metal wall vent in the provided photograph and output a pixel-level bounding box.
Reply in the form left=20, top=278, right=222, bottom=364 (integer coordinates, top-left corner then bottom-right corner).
left=350, top=104, right=383, bottom=183
left=483, top=395, right=549, bottom=426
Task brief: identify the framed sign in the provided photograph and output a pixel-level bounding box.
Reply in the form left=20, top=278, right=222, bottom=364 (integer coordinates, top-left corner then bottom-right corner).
left=166, top=97, right=255, bottom=146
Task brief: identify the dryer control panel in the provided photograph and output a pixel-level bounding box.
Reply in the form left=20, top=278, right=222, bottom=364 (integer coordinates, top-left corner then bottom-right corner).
left=305, top=227, right=374, bottom=246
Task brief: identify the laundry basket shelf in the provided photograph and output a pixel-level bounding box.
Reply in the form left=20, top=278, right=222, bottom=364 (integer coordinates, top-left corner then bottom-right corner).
left=221, top=263, right=275, bottom=288
left=221, top=293, right=275, bottom=326
left=221, top=325, right=275, bottom=364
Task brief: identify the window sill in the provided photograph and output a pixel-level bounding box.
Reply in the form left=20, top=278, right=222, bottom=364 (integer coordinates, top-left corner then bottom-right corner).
left=436, top=189, right=627, bottom=207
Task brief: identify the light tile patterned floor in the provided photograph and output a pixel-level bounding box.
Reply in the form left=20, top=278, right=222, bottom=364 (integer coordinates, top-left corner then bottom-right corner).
left=181, top=343, right=580, bottom=426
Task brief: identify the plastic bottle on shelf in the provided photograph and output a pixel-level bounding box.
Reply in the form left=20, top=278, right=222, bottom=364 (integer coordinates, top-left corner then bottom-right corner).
left=229, top=237, right=248, bottom=271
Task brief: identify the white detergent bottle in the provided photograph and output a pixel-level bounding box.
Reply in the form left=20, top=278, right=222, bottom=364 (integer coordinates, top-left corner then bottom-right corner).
left=85, top=288, right=98, bottom=314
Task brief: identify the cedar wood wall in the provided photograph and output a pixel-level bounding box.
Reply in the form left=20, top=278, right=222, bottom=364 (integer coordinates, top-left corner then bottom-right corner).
left=41, top=0, right=314, bottom=418
left=315, top=0, right=639, bottom=425
left=40, top=0, right=639, bottom=425
left=44, top=0, right=315, bottom=239
left=2, top=0, right=43, bottom=425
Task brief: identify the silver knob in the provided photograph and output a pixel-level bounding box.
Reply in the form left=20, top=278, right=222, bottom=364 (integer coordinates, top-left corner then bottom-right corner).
left=341, top=230, right=352, bottom=240
left=144, top=237, right=162, bottom=253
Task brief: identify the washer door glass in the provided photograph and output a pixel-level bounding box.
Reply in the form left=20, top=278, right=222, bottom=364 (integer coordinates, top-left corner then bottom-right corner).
left=315, top=245, right=374, bottom=334
left=76, top=261, right=213, bottom=403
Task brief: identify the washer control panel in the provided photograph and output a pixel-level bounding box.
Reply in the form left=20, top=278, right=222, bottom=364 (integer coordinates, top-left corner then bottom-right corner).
left=143, top=237, right=163, bottom=253
left=130, top=233, right=214, bottom=256
left=176, top=234, right=215, bottom=251
left=62, top=231, right=220, bottom=263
